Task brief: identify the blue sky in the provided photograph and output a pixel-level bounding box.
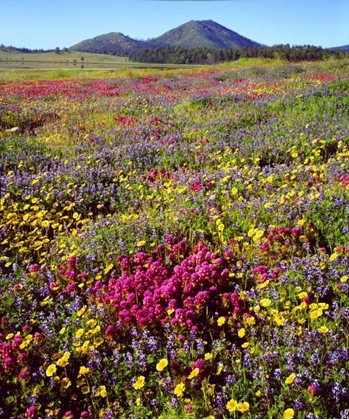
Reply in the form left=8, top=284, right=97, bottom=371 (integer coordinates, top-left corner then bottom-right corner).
left=0, top=0, right=348, bottom=50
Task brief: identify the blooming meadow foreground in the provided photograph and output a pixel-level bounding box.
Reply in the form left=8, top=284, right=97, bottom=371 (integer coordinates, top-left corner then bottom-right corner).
left=1, top=59, right=349, bottom=419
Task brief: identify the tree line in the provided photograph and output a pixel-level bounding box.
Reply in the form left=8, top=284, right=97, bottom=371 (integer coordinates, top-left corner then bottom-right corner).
left=0, top=44, right=55, bottom=54
left=1, top=43, right=347, bottom=64
left=129, top=44, right=348, bottom=65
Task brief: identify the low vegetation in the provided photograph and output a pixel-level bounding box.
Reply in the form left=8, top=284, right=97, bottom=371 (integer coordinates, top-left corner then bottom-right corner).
left=1, top=58, right=349, bottom=418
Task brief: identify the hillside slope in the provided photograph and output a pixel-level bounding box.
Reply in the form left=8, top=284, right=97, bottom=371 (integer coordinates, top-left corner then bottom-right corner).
left=69, top=32, right=154, bottom=56
left=69, top=20, right=262, bottom=55
left=150, top=20, right=262, bottom=49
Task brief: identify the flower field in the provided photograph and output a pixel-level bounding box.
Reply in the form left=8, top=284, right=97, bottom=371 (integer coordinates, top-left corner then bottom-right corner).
left=1, top=59, right=349, bottom=419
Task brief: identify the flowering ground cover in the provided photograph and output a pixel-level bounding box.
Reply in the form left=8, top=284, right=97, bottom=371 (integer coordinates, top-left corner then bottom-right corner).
left=1, top=59, right=349, bottom=419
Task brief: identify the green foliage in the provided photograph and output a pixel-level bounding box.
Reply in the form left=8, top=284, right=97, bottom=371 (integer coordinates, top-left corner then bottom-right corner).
left=1, top=60, right=349, bottom=419
left=150, top=20, right=261, bottom=50
left=129, top=44, right=347, bottom=65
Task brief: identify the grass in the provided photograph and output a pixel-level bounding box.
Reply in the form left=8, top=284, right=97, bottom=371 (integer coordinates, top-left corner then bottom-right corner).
left=0, top=50, right=128, bottom=64
left=1, top=55, right=347, bottom=82
left=1, top=59, right=349, bottom=419
left=0, top=50, right=197, bottom=78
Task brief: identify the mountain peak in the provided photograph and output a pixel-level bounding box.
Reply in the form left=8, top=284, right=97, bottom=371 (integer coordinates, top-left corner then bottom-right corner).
left=150, top=20, right=261, bottom=50
left=69, top=19, right=262, bottom=55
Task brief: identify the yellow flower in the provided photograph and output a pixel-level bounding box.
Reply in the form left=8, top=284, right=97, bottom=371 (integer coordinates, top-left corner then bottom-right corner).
left=57, top=351, right=71, bottom=367
left=253, top=230, right=264, bottom=242
left=285, top=373, right=296, bottom=385
left=217, top=223, right=225, bottom=232
left=60, top=377, right=72, bottom=390
left=19, top=339, right=30, bottom=349
left=318, top=326, right=329, bottom=333
left=246, top=316, right=256, bottom=326
left=78, top=366, right=90, bottom=376
left=216, top=363, right=223, bottom=375
left=226, top=399, right=237, bottom=412
left=57, top=357, right=68, bottom=367
left=174, top=383, right=185, bottom=397
left=75, top=328, right=84, bottom=338
left=238, top=328, right=246, bottom=338
left=46, top=364, right=57, bottom=377
left=96, top=385, right=107, bottom=397
left=257, top=279, right=270, bottom=289
left=156, top=359, right=168, bottom=371
left=133, top=376, right=145, bottom=390
left=275, top=314, right=285, bottom=326
left=77, top=306, right=86, bottom=317
left=255, top=390, right=262, bottom=397
left=94, top=337, right=104, bottom=347
left=188, top=367, right=200, bottom=379
left=283, top=408, right=294, bottom=419
left=91, top=325, right=101, bottom=334
left=310, top=308, right=323, bottom=319
left=42, top=220, right=50, bottom=228
left=329, top=252, right=338, bottom=262
left=237, top=402, right=250, bottom=413
left=260, top=298, right=271, bottom=307
left=207, top=384, right=215, bottom=396
left=86, top=319, right=97, bottom=327
left=340, top=275, right=348, bottom=283
left=204, top=353, right=212, bottom=361
left=103, top=263, right=113, bottom=274
left=81, top=385, right=90, bottom=394
left=217, top=316, right=226, bottom=326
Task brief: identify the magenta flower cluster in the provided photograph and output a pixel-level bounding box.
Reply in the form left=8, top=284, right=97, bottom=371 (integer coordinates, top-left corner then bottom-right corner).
left=98, top=238, right=246, bottom=330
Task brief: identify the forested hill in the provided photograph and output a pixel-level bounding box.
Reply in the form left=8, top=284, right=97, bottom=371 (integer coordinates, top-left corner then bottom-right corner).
left=67, top=20, right=261, bottom=55
left=129, top=44, right=347, bottom=65
left=69, top=33, right=154, bottom=56
left=149, top=20, right=261, bottom=50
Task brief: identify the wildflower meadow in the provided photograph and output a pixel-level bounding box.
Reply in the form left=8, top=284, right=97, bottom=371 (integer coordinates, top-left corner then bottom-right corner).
left=1, top=59, right=349, bottom=419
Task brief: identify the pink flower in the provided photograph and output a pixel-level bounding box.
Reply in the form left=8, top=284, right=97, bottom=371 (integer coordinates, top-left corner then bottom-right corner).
left=17, top=352, right=28, bottom=364
left=68, top=255, right=77, bottom=269
left=184, top=404, right=193, bottom=413
left=193, top=358, right=205, bottom=372
left=105, top=325, right=116, bottom=338
left=12, top=335, right=23, bottom=347
left=4, top=356, right=14, bottom=370
left=19, top=368, right=30, bottom=380
left=25, top=406, right=38, bottom=419
left=307, top=383, right=320, bottom=397
left=29, top=264, right=40, bottom=273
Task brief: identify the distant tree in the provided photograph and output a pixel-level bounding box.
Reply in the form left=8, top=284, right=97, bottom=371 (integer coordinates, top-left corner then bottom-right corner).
left=54, top=47, right=60, bottom=54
